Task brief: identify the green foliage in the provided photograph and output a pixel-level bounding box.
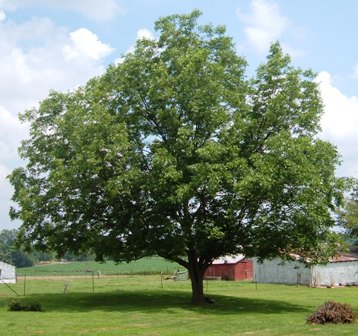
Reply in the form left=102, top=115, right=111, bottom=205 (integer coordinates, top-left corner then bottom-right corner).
left=0, top=229, right=33, bottom=267
left=31, top=250, right=55, bottom=262
left=307, top=301, right=355, bottom=324
left=62, top=252, right=95, bottom=262
left=9, top=11, right=344, bottom=304
left=7, top=299, right=42, bottom=312
left=339, top=178, right=358, bottom=245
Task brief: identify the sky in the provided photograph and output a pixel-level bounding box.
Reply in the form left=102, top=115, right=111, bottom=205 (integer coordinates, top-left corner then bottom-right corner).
left=0, top=0, right=358, bottom=229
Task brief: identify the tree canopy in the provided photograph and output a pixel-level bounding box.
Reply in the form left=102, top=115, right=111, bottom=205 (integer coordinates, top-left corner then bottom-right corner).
left=339, top=179, right=358, bottom=245
left=9, top=10, right=344, bottom=304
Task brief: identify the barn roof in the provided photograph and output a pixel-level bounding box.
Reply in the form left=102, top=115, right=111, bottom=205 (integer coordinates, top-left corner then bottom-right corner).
left=288, top=252, right=358, bottom=264
left=0, top=261, right=15, bottom=267
left=212, top=254, right=246, bottom=265
left=329, top=253, right=358, bottom=263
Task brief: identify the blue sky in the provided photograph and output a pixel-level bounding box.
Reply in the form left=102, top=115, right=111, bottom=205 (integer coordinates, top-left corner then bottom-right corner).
left=1, top=0, right=358, bottom=229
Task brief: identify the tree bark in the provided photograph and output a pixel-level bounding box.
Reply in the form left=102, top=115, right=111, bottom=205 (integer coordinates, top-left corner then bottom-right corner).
left=187, top=249, right=206, bottom=305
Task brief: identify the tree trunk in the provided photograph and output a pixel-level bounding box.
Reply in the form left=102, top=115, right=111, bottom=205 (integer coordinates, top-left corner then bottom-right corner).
left=189, top=269, right=205, bottom=305
left=187, top=249, right=206, bottom=305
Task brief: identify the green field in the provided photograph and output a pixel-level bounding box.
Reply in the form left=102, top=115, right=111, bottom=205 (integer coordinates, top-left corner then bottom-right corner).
left=0, top=274, right=357, bottom=336
left=16, top=257, right=185, bottom=277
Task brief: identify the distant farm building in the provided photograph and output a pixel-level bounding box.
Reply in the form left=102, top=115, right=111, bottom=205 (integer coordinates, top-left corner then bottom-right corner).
left=205, top=255, right=253, bottom=281
left=253, top=253, right=358, bottom=287
left=0, top=261, right=16, bottom=284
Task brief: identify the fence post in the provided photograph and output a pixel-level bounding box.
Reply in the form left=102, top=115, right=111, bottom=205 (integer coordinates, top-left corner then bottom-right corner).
left=92, top=271, right=95, bottom=293
left=64, top=280, right=69, bottom=294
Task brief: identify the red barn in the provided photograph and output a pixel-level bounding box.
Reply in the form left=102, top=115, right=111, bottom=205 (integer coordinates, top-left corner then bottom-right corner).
left=204, top=255, right=253, bottom=281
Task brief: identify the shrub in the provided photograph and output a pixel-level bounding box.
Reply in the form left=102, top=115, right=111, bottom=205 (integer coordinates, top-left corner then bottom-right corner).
left=7, top=299, right=42, bottom=312
left=307, top=301, right=355, bottom=324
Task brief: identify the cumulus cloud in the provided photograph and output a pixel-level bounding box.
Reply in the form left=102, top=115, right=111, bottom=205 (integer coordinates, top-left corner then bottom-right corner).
left=237, top=0, right=288, bottom=53
left=63, top=28, right=114, bottom=61
left=0, top=9, right=6, bottom=21
left=0, top=19, right=114, bottom=112
left=0, top=164, right=10, bottom=186
left=0, top=14, right=115, bottom=228
left=0, top=0, right=122, bottom=22
left=0, top=106, right=26, bottom=142
left=137, top=28, right=154, bottom=41
left=115, top=28, right=154, bottom=64
left=317, top=72, right=358, bottom=139
left=316, top=71, right=358, bottom=177
left=353, top=64, right=358, bottom=79
left=0, top=105, right=27, bottom=228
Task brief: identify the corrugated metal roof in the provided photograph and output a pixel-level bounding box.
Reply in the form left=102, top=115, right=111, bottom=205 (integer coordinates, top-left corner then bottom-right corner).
left=212, top=254, right=246, bottom=265
left=329, top=253, right=358, bottom=263
left=287, top=252, right=358, bottom=264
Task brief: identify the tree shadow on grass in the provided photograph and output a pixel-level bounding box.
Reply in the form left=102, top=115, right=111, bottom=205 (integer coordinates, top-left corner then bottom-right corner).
left=27, top=289, right=309, bottom=315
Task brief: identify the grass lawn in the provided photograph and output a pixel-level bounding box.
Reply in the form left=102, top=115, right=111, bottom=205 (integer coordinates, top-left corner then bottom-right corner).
left=0, top=275, right=357, bottom=335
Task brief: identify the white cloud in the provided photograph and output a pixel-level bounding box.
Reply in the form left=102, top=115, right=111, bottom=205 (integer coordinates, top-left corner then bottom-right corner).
left=0, top=9, right=6, bottom=21
left=0, top=0, right=122, bottom=22
left=316, top=71, right=358, bottom=177
left=353, top=63, right=358, bottom=79
left=280, top=43, right=305, bottom=59
left=115, top=28, right=154, bottom=64
left=0, top=105, right=27, bottom=138
left=0, top=106, right=26, bottom=230
left=0, top=15, right=115, bottom=228
left=0, top=18, right=114, bottom=109
left=317, top=72, right=358, bottom=139
left=0, top=0, right=15, bottom=11
left=63, top=28, right=114, bottom=61
left=137, top=28, right=154, bottom=41
left=47, top=0, right=122, bottom=22
left=0, top=164, right=10, bottom=186
left=237, top=0, right=288, bottom=53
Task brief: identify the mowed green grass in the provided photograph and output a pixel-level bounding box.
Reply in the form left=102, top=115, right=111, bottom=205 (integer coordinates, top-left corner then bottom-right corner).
left=16, top=257, right=185, bottom=277
left=0, top=275, right=357, bottom=336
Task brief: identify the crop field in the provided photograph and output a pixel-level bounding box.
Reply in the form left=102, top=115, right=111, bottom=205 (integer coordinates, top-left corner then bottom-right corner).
left=16, top=257, right=184, bottom=277
left=0, top=270, right=357, bottom=336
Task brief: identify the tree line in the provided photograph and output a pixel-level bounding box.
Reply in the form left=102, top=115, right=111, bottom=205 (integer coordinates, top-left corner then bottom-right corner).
left=0, top=229, right=94, bottom=267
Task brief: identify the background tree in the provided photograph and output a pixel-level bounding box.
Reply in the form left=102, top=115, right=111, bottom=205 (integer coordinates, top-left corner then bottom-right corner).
left=31, top=250, right=54, bottom=263
left=339, top=179, right=358, bottom=246
left=9, top=11, right=344, bottom=304
left=0, top=229, right=33, bottom=267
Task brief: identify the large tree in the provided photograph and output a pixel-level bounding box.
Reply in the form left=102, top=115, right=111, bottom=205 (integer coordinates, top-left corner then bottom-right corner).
left=9, top=11, right=344, bottom=304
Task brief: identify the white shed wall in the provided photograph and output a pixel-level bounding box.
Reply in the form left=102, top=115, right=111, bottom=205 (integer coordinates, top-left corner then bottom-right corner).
left=254, top=258, right=311, bottom=285
left=311, top=261, right=358, bottom=287
left=0, top=261, right=16, bottom=284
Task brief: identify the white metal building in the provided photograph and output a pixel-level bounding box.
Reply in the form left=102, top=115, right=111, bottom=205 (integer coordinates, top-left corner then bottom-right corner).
left=0, top=261, right=16, bottom=284
left=254, top=254, right=358, bottom=287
